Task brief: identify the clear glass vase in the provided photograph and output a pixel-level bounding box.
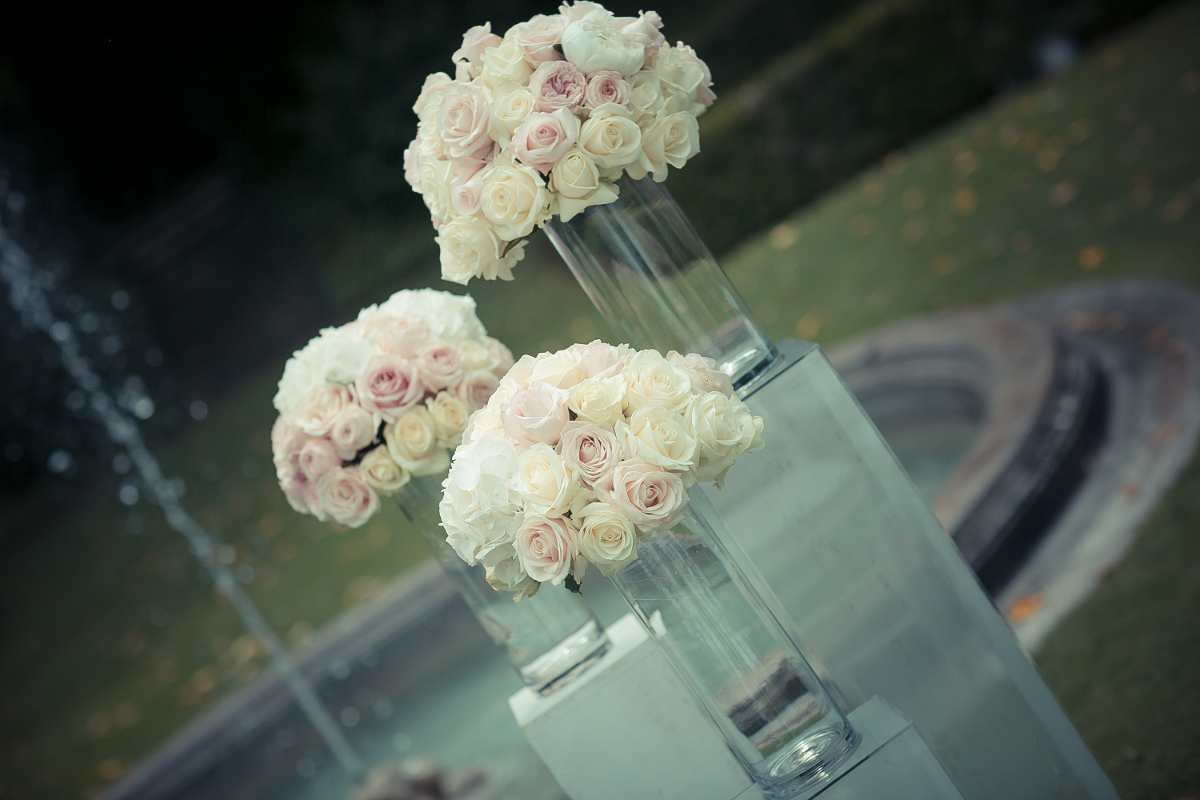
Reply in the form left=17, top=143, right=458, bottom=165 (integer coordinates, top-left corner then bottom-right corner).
left=609, top=489, right=858, bottom=799
left=397, top=473, right=609, bottom=694
left=544, top=175, right=777, bottom=390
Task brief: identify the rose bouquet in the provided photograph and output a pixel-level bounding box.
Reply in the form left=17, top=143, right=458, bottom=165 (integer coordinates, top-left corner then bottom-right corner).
left=271, top=289, right=514, bottom=528
left=404, top=1, right=715, bottom=286
left=439, top=342, right=764, bottom=596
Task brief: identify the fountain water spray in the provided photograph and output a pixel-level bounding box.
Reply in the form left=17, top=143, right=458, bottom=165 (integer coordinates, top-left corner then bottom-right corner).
left=0, top=216, right=367, bottom=782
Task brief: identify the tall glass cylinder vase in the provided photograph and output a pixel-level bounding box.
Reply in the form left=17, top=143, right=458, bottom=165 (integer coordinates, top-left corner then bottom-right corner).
left=397, top=473, right=609, bottom=694
left=544, top=175, right=777, bottom=390
left=609, top=488, right=858, bottom=799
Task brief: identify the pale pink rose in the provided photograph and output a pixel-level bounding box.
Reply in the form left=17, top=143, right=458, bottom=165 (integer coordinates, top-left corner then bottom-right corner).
left=503, top=353, right=538, bottom=388
left=299, top=437, right=341, bottom=481
left=455, top=369, right=501, bottom=411
left=529, top=60, right=587, bottom=112
left=417, top=339, right=464, bottom=392
left=295, top=383, right=355, bottom=437
left=356, top=354, right=425, bottom=423
left=583, top=69, right=631, bottom=109
left=304, top=479, right=328, bottom=521
left=403, top=137, right=422, bottom=191
left=316, top=466, right=380, bottom=528
left=329, top=404, right=379, bottom=460
left=412, top=72, right=452, bottom=118
left=502, top=381, right=570, bottom=447
left=373, top=318, right=433, bottom=359
left=570, top=339, right=628, bottom=379
left=667, top=351, right=734, bottom=396
left=487, top=338, right=516, bottom=377
left=280, top=475, right=313, bottom=516
left=510, top=108, right=580, bottom=175
left=436, top=83, right=494, bottom=160
left=513, top=15, right=566, bottom=63
left=597, top=459, right=688, bottom=530
left=452, top=23, right=501, bottom=73
left=515, top=514, right=578, bottom=585
left=450, top=159, right=489, bottom=216
left=558, top=421, right=621, bottom=487
left=617, top=11, right=665, bottom=59
left=271, top=415, right=308, bottom=480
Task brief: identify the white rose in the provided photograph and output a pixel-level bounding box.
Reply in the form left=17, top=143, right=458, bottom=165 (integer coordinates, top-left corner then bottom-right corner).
left=689, top=392, right=765, bottom=488
left=618, top=405, right=697, bottom=473
left=561, top=13, right=646, bottom=77
left=489, top=82, right=536, bottom=149
left=652, top=44, right=705, bottom=114
left=480, top=541, right=530, bottom=592
left=456, top=339, right=495, bottom=371
left=627, top=70, right=666, bottom=121
left=419, top=157, right=455, bottom=223
left=549, top=147, right=619, bottom=222
left=385, top=406, right=450, bottom=476
left=622, top=349, right=693, bottom=413
left=463, top=405, right=505, bottom=444
left=576, top=501, right=639, bottom=576
left=436, top=217, right=506, bottom=285
left=428, top=391, right=471, bottom=448
left=667, top=351, right=734, bottom=396
left=526, top=348, right=585, bottom=389
left=515, top=442, right=578, bottom=517
left=577, top=104, right=643, bottom=171
left=568, top=375, right=627, bottom=425
left=480, top=164, right=550, bottom=241
left=636, top=111, right=700, bottom=183
left=436, top=83, right=494, bottom=160
left=359, top=446, right=412, bottom=495
left=480, top=38, right=534, bottom=87
left=294, top=383, right=355, bottom=438
left=413, top=72, right=452, bottom=122
left=511, top=14, right=567, bottom=63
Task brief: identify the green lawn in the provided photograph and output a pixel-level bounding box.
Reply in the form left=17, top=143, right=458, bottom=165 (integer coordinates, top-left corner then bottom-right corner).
left=2, top=2, right=1198, bottom=798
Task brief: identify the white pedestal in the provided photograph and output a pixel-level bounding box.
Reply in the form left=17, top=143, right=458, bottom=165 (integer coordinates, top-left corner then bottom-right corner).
left=509, top=613, right=759, bottom=800
left=510, top=613, right=966, bottom=800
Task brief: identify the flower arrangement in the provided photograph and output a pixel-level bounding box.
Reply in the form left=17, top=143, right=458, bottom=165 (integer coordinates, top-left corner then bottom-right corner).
left=404, top=1, right=715, bottom=286
left=271, top=289, right=514, bottom=528
left=438, top=342, right=763, bottom=596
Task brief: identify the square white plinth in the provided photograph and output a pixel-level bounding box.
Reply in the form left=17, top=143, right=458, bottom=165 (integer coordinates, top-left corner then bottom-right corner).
left=509, top=612, right=759, bottom=800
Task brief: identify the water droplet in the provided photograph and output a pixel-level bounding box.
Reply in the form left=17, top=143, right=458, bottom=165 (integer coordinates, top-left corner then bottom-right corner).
left=110, top=290, right=130, bottom=311
left=112, top=454, right=131, bottom=474
left=47, top=450, right=73, bottom=474
left=296, top=758, right=316, bottom=779
left=330, top=659, right=351, bottom=680
left=125, top=515, right=144, bottom=535
left=373, top=698, right=393, bottom=720
left=79, top=313, right=99, bottom=334
left=169, top=477, right=186, bottom=499
left=66, top=294, right=85, bottom=313
left=339, top=707, right=360, bottom=728
left=66, top=390, right=86, bottom=412
left=133, top=397, right=155, bottom=420
left=49, top=321, right=71, bottom=342
left=391, top=732, right=413, bottom=753
left=101, top=334, right=122, bottom=356
left=217, top=544, right=237, bottom=565
left=189, top=400, right=208, bottom=420
left=144, top=348, right=163, bottom=367
left=119, top=483, right=139, bottom=506
left=235, top=564, right=255, bottom=584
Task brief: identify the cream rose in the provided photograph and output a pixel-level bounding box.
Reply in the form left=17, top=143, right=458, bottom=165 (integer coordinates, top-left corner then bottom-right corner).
left=515, top=514, right=578, bottom=585
left=567, top=375, right=627, bottom=425
left=558, top=421, right=622, bottom=487
left=418, top=156, right=454, bottom=222
left=526, top=348, right=584, bottom=389
left=653, top=44, right=705, bottom=114
left=436, top=83, right=493, bottom=160
left=452, top=23, right=501, bottom=74
left=689, top=392, right=765, bottom=488
left=667, top=351, right=734, bottom=397
left=572, top=339, right=630, bottom=379
left=576, top=501, right=639, bottom=576
left=316, top=466, right=380, bottom=528
left=597, top=459, right=687, bottom=530
left=548, top=147, right=619, bottom=222
left=480, top=164, right=549, bottom=241
left=481, top=542, right=530, bottom=592
left=638, top=111, right=700, bottom=182
left=487, top=337, right=516, bottom=376
left=480, top=38, right=534, bottom=87
left=511, top=15, right=566, bottom=63
left=385, top=406, right=450, bottom=476
left=622, top=349, right=693, bottom=413
left=618, top=405, right=698, bottom=473
left=329, top=403, right=378, bottom=460
left=436, top=217, right=506, bottom=285
left=428, top=391, right=471, bottom=448
left=359, top=446, right=411, bottom=495
left=577, top=104, right=643, bottom=170
left=617, top=11, right=665, bottom=59
left=515, top=442, right=577, bottom=517
left=294, top=383, right=354, bottom=437
left=413, top=72, right=452, bottom=121
left=627, top=70, right=666, bottom=121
